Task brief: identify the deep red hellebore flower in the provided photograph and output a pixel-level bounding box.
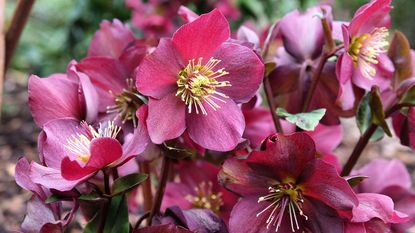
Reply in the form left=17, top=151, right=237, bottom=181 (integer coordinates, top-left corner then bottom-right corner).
left=219, top=133, right=358, bottom=232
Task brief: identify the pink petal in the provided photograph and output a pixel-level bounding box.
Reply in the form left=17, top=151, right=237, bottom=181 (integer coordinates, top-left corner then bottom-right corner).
left=352, top=193, right=408, bottom=224
left=21, top=196, right=60, bottom=233
left=186, top=100, right=244, bottom=151
left=122, top=105, right=150, bottom=158
left=178, top=6, right=199, bottom=23
left=172, top=9, right=230, bottom=62
left=349, top=0, right=392, bottom=36
left=41, top=118, right=89, bottom=168
left=147, top=94, right=186, bottom=144
left=60, top=157, right=97, bottom=181
left=352, top=159, right=412, bottom=193
left=136, top=38, right=183, bottom=99
left=30, top=162, right=81, bottom=191
left=87, top=137, right=123, bottom=168
left=15, top=158, right=46, bottom=199
left=87, top=19, right=135, bottom=58
left=305, top=124, right=343, bottom=155
left=119, top=40, right=149, bottom=74
left=28, top=74, right=81, bottom=127
left=279, top=6, right=329, bottom=61
left=212, top=42, right=264, bottom=103
left=336, top=53, right=354, bottom=84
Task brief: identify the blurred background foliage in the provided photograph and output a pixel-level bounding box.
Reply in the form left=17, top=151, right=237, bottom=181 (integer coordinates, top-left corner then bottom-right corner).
left=5, top=0, right=415, bottom=77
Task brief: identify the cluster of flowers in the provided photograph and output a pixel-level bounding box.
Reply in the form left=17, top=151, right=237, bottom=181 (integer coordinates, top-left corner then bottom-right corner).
left=15, top=0, right=415, bottom=232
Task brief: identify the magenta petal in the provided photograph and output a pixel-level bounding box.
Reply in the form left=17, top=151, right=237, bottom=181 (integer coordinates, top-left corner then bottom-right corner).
left=336, top=78, right=356, bottom=111
left=61, top=157, right=97, bottom=181
left=15, top=158, right=46, bottom=199
left=187, top=100, right=244, bottom=151
left=87, top=19, right=135, bottom=58
left=172, top=9, right=230, bottom=62
left=76, top=70, right=99, bottom=123
left=336, top=53, right=354, bottom=84
left=212, top=42, right=264, bottom=103
left=30, top=162, right=81, bottom=191
left=300, top=160, right=358, bottom=218
left=42, top=118, right=88, bottom=168
left=122, top=106, right=150, bottom=158
left=162, top=183, right=193, bottom=211
left=136, top=38, right=183, bottom=99
left=76, top=57, right=128, bottom=111
left=352, top=193, right=408, bottom=224
left=147, top=94, right=186, bottom=144
left=28, top=74, right=81, bottom=127
left=88, top=137, right=123, bottom=168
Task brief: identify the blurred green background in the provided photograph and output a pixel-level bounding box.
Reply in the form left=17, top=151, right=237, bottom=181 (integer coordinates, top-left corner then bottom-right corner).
left=5, top=0, right=415, bottom=77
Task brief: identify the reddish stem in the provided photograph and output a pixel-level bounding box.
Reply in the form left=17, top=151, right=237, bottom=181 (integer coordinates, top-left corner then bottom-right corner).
left=5, top=0, right=35, bottom=69
left=148, top=156, right=171, bottom=225
left=139, top=162, right=153, bottom=214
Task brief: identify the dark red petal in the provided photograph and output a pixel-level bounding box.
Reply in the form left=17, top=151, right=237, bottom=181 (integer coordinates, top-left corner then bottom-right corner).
left=136, top=38, right=183, bottom=99
left=172, top=9, right=230, bottom=62
left=300, top=160, right=358, bottom=218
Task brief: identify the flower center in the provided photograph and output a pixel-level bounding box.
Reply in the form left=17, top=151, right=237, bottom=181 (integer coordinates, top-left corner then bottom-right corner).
left=348, top=27, right=389, bottom=79
left=185, top=181, right=224, bottom=213
left=106, top=78, right=146, bottom=127
left=64, top=121, right=121, bottom=163
left=256, top=183, right=308, bottom=232
left=176, top=57, right=231, bottom=115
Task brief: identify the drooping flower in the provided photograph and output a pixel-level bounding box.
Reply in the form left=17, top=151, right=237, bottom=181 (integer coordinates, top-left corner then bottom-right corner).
left=162, top=160, right=238, bottom=223
left=337, top=0, right=394, bottom=92
left=352, top=159, right=415, bottom=232
left=219, top=133, right=358, bottom=232
left=136, top=9, right=264, bottom=151
left=29, top=118, right=147, bottom=191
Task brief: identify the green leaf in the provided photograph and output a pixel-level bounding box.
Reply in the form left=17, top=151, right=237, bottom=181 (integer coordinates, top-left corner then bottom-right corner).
left=111, top=173, right=148, bottom=196
left=346, top=175, right=368, bottom=187
left=276, top=108, right=326, bottom=131
left=45, top=194, right=69, bottom=204
left=369, top=87, right=392, bottom=137
left=104, top=195, right=129, bottom=233
left=83, top=210, right=102, bottom=233
left=79, top=192, right=102, bottom=201
left=400, top=85, right=415, bottom=105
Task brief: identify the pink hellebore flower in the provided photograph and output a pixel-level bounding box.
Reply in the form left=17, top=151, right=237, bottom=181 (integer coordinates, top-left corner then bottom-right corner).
left=337, top=0, right=394, bottom=93
left=352, top=159, right=415, bottom=232
left=345, top=193, right=408, bottom=233
left=136, top=9, right=264, bottom=151
left=29, top=118, right=147, bottom=191
left=162, top=160, right=238, bottom=223
left=219, top=133, right=358, bottom=233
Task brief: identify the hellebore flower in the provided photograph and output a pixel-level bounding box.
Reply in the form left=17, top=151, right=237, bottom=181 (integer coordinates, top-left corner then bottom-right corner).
left=162, top=160, right=238, bottom=223
left=29, top=118, right=147, bottom=191
left=136, top=9, right=264, bottom=151
left=28, top=62, right=99, bottom=127
left=219, top=133, right=358, bottom=233
left=352, top=159, right=415, bottom=232
left=269, top=6, right=354, bottom=124
left=337, top=0, right=394, bottom=91
left=15, top=158, right=78, bottom=233
left=345, top=193, right=408, bottom=233
left=134, top=224, right=192, bottom=233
